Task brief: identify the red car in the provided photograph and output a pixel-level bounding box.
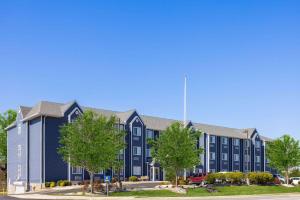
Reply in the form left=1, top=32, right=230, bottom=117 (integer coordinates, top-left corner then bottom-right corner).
left=189, top=173, right=207, bottom=185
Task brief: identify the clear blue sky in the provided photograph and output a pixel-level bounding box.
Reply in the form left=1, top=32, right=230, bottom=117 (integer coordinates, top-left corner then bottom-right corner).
left=1, top=0, right=299, bottom=140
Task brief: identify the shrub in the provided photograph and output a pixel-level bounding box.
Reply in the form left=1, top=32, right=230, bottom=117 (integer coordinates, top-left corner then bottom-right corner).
left=177, top=176, right=188, bottom=185
left=50, top=181, right=56, bottom=187
left=129, top=176, right=138, bottom=182
left=227, top=172, right=245, bottom=184
left=45, top=182, right=50, bottom=187
left=205, top=173, right=216, bottom=184
left=57, top=180, right=71, bottom=187
left=248, top=172, right=273, bottom=185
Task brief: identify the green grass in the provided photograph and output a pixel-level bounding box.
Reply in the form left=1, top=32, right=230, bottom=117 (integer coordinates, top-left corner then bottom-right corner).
left=111, top=189, right=183, bottom=197
left=111, top=185, right=300, bottom=197
left=188, top=185, right=300, bottom=196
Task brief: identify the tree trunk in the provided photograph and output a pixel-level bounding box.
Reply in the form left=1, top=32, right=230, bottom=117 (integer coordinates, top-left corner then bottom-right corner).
left=118, top=168, right=122, bottom=190
left=90, top=172, right=94, bottom=193
left=175, top=171, right=178, bottom=188
left=285, top=169, right=289, bottom=185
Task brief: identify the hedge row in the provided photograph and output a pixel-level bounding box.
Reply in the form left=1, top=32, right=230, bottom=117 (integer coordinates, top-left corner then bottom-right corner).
left=206, top=172, right=274, bottom=185
left=45, top=180, right=72, bottom=187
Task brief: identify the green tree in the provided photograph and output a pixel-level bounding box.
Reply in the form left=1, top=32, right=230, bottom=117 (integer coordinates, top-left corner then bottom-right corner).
left=266, top=134, right=300, bottom=184
left=0, top=109, right=17, bottom=171
left=58, top=110, right=126, bottom=193
left=149, top=122, right=203, bottom=187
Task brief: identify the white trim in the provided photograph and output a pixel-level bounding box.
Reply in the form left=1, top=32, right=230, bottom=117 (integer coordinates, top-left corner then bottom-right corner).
left=40, top=116, right=43, bottom=184
left=263, top=140, right=266, bottom=172
left=207, top=133, right=210, bottom=172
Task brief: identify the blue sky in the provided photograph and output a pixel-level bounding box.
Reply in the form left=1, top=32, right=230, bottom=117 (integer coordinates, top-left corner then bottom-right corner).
left=1, top=0, right=299, bottom=139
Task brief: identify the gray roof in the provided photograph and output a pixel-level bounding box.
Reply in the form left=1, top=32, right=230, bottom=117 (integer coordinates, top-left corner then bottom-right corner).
left=9, top=100, right=267, bottom=140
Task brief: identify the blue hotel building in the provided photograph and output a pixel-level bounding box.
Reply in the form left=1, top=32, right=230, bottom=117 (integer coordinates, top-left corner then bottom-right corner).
left=6, top=101, right=274, bottom=193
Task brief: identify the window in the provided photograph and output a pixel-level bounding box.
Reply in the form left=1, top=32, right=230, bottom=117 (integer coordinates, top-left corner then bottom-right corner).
left=210, top=169, right=216, bottom=173
left=146, top=130, right=154, bottom=139
left=133, top=146, right=141, bottom=155
left=244, top=155, right=250, bottom=162
left=72, top=166, right=82, bottom=174
left=17, top=165, right=21, bottom=179
left=222, top=137, right=228, bottom=145
left=234, top=154, right=240, bottom=162
left=255, top=141, right=261, bottom=148
left=210, top=152, right=215, bottom=160
left=133, top=166, right=141, bottom=175
left=133, top=137, right=140, bottom=141
left=233, top=139, right=240, bottom=146
left=222, top=153, right=228, bottom=161
left=17, top=145, right=22, bottom=157
left=17, top=124, right=21, bottom=135
left=133, top=127, right=141, bottom=136
left=245, top=140, right=250, bottom=147
left=210, top=136, right=215, bottom=143
left=146, top=149, right=151, bottom=157
left=256, top=156, right=261, bottom=163
left=97, top=170, right=104, bottom=174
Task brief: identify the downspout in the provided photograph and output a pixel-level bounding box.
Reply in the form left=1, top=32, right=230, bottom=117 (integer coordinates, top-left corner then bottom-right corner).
left=207, top=134, right=210, bottom=172
left=26, top=121, right=29, bottom=191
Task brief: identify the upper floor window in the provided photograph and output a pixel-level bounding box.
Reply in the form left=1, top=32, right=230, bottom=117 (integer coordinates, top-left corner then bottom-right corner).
left=255, top=140, right=261, bottom=148
left=222, top=153, right=228, bottom=161
left=244, top=155, right=250, bottom=162
left=17, top=164, right=21, bottom=179
left=233, top=139, right=240, bottom=146
left=255, top=156, right=261, bottom=163
left=17, top=124, right=21, bottom=135
left=146, top=130, right=154, bottom=139
left=210, top=152, right=215, bottom=160
left=210, top=136, right=216, bottom=143
left=72, top=166, right=82, bottom=174
left=146, top=149, right=151, bottom=157
left=17, top=145, right=22, bottom=157
left=222, top=137, right=228, bottom=145
left=133, top=146, right=141, bottom=156
left=234, top=154, right=240, bottom=162
left=133, top=127, right=141, bottom=136
left=245, top=140, right=250, bottom=147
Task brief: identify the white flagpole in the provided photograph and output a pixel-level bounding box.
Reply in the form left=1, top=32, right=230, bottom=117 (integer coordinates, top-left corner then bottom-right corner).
left=183, top=76, right=187, bottom=180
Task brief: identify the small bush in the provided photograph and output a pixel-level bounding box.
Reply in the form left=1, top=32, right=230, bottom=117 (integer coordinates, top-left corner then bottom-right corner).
left=129, top=176, right=138, bottom=182
left=50, top=181, right=56, bottom=187
left=45, top=182, right=50, bottom=187
left=57, top=180, right=71, bottom=187
left=165, top=170, right=176, bottom=183
left=205, top=173, right=216, bottom=184
left=248, top=172, right=274, bottom=185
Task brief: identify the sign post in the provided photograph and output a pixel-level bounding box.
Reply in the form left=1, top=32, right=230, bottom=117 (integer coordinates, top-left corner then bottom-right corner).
left=104, top=175, right=111, bottom=196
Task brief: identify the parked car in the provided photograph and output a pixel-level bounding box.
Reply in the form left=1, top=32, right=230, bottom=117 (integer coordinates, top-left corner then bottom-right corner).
left=290, top=177, right=300, bottom=185
left=273, top=174, right=285, bottom=183
left=189, top=173, right=207, bottom=185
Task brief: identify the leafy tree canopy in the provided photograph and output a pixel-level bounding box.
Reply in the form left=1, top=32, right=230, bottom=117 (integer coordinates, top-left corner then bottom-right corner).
left=266, top=134, right=300, bottom=184
left=0, top=109, right=17, bottom=165
left=58, top=110, right=126, bottom=192
left=149, top=122, right=203, bottom=186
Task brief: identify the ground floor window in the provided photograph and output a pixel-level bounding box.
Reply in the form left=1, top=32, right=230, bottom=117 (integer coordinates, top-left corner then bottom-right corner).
left=72, top=166, right=82, bottom=174
left=133, top=166, right=141, bottom=175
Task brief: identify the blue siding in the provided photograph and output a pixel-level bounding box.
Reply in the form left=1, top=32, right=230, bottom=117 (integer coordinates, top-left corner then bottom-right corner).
left=28, top=117, right=42, bottom=183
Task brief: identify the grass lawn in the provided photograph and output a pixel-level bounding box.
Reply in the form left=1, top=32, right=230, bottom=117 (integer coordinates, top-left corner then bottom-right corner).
left=111, top=185, right=300, bottom=197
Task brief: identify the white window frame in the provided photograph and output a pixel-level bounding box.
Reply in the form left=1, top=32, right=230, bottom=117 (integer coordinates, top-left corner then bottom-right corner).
left=133, top=146, right=141, bottom=156
left=17, top=164, right=21, bottom=179
left=210, top=152, right=215, bottom=160
left=233, top=138, right=240, bottom=146
left=17, top=145, right=22, bottom=157
left=255, top=140, right=261, bottom=148
left=146, top=129, right=154, bottom=139
left=210, top=136, right=216, bottom=144
left=146, top=148, right=151, bottom=157
left=256, top=156, right=261, bottom=163
left=222, top=137, right=228, bottom=145
left=133, top=166, right=141, bottom=175
left=133, top=127, right=141, bottom=136
left=234, top=154, right=240, bottom=162
left=222, top=153, right=228, bottom=161
left=17, top=124, right=21, bottom=135
left=72, top=166, right=82, bottom=174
